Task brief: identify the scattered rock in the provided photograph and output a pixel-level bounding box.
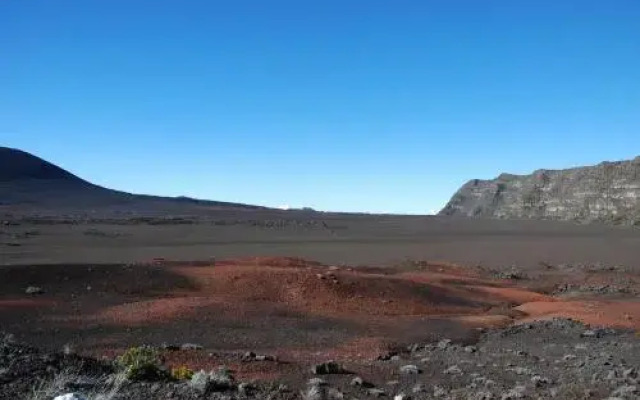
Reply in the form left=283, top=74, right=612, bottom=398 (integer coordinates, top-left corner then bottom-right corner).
left=531, top=375, right=550, bottom=387
left=581, top=328, right=616, bottom=338
left=399, top=364, right=421, bottom=375
left=189, top=370, right=213, bottom=394
left=411, top=383, right=426, bottom=393
left=377, top=351, right=399, bottom=361
left=308, top=378, right=328, bottom=386
left=510, top=366, right=531, bottom=375
left=188, top=368, right=234, bottom=394
left=443, top=365, right=462, bottom=375
left=500, top=385, right=527, bottom=399
left=258, top=354, right=276, bottom=361
left=25, top=286, right=44, bottom=295
left=623, top=368, right=637, bottom=379
left=160, top=343, right=180, bottom=351
left=350, top=376, right=374, bottom=388
left=433, top=385, right=448, bottom=397
left=495, top=270, right=528, bottom=280
left=62, top=343, right=75, bottom=355
left=303, top=384, right=344, bottom=400
left=238, top=382, right=255, bottom=395
left=368, top=388, right=387, bottom=397
left=180, top=343, right=203, bottom=351
left=278, top=383, right=290, bottom=392
left=612, top=385, right=638, bottom=397
left=53, top=394, right=87, bottom=400
left=312, top=361, right=347, bottom=375
left=407, top=343, right=422, bottom=353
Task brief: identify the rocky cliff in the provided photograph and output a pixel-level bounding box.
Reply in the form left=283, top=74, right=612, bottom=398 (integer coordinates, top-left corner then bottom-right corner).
left=439, top=156, right=640, bottom=224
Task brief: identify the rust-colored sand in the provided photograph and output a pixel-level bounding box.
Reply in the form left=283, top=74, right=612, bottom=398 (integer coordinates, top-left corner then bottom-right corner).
left=516, top=300, right=640, bottom=329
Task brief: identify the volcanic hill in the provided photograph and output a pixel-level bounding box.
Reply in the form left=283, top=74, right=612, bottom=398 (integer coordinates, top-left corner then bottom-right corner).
left=0, top=146, right=262, bottom=213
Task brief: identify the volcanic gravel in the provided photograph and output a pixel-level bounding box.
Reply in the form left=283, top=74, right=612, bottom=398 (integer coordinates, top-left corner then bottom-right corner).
left=3, top=319, right=640, bottom=399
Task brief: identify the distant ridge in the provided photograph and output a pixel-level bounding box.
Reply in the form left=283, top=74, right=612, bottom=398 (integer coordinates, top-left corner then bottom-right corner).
left=440, top=156, right=640, bottom=225
left=0, top=146, right=265, bottom=212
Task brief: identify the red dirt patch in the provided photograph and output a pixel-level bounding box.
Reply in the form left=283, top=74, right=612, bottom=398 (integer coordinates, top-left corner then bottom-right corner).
left=173, top=264, right=501, bottom=320
left=47, top=259, right=553, bottom=337
left=0, top=298, right=56, bottom=309
left=468, top=286, right=554, bottom=304
left=9, top=256, right=627, bottom=377
left=516, top=300, right=640, bottom=329
left=78, top=297, right=222, bottom=326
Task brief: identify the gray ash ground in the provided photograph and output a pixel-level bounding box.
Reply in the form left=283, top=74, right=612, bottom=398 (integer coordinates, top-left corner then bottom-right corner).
left=3, top=319, right=640, bottom=400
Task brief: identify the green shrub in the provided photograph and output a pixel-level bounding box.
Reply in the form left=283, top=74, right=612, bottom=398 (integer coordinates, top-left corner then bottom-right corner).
left=171, top=365, right=194, bottom=380
left=116, top=346, right=170, bottom=381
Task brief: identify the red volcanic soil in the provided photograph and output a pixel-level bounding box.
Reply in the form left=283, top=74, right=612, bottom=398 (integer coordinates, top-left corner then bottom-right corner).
left=516, top=300, right=640, bottom=330
left=85, top=258, right=557, bottom=332
left=2, top=257, right=640, bottom=381
left=0, top=299, right=56, bottom=309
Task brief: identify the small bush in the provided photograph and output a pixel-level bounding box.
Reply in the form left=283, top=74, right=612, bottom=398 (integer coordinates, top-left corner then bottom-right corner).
left=189, top=367, right=235, bottom=394
left=116, top=346, right=170, bottom=381
left=171, top=365, right=194, bottom=380
left=29, top=369, right=127, bottom=400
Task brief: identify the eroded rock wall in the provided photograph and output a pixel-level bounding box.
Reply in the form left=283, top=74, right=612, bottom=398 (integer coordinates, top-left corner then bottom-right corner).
left=440, top=157, right=640, bottom=224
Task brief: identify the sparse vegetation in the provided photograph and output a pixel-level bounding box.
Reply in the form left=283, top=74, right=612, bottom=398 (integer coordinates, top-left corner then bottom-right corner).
left=29, top=369, right=126, bottom=400
left=116, top=346, right=170, bottom=381
left=171, top=365, right=194, bottom=380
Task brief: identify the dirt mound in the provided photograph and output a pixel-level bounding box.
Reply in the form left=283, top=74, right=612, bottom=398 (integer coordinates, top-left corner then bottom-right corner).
left=174, top=261, right=530, bottom=318
left=0, top=258, right=550, bottom=360
left=82, top=262, right=501, bottom=327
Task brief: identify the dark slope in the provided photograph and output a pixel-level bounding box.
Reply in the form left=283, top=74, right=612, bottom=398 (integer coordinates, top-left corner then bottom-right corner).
left=0, top=147, right=87, bottom=182
left=0, top=146, right=264, bottom=212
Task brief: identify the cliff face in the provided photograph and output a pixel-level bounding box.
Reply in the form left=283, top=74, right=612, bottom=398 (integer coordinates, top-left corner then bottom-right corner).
left=439, top=157, right=640, bottom=224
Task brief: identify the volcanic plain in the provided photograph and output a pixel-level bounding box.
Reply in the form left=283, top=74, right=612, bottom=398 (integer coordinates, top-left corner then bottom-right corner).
left=3, top=212, right=640, bottom=398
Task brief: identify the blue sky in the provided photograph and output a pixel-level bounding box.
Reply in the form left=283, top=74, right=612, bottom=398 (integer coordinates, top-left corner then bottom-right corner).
left=2, top=1, right=639, bottom=214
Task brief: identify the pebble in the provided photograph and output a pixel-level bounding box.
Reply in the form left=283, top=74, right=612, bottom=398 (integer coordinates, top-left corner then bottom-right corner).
left=350, top=376, right=374, bottom=388
left=399, top=364, right=421, bottom=375
left=368, top=388, right=387, bottom=397
left=444, top=365, right=462, bottom=375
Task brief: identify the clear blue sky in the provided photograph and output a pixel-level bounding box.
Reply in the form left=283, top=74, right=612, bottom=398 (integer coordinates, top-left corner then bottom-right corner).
left=2, top=1, right=639, bottom=214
